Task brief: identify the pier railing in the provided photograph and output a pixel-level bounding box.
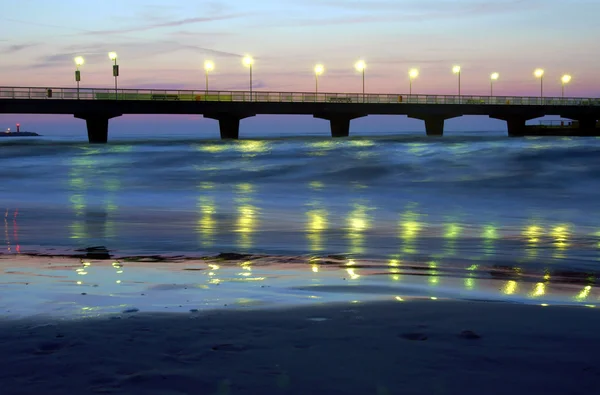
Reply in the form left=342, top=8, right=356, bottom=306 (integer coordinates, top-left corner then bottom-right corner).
left=1, top=86, right=599, bottom=106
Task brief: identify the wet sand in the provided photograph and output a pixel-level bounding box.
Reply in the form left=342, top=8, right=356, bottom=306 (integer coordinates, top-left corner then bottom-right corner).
left=2, top=300, right=600, bottom=395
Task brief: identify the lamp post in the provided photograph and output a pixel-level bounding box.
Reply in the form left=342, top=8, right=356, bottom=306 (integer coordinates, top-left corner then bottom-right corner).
left=74, top=56, right=84, bottom=100
left=409, top=68, right=419, bottom=96
left=204, top=60, right=214, bottom=95
left=534, top=68, right=544, bottom=98
left=314, top=64, right=324, bottom=96
left=452, top=65, right=461, bottom=97
left=490, top=72, right=499, bottom=96
left=243, top=55, right=254, bottom=100
left=108, top=52, right=118, bottom=100
left=354, top=60, right=366, bottom=102
left=561, top=74, right=571, bottom=98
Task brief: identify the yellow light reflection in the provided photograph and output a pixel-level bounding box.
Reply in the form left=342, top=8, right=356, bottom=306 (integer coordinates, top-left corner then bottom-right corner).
left=524, top=225, right=542, bottom=243
left=347, top=204, right=371, bottom=254
left=234, top=183, right=257, bottom=249
left=503, top=280, right=517, bottom=295
left=237, top=204, right=257, bottom=249
left=464, top=277, right=475, bottom=290
left=235, top=140, right=270, bottom=157
left=482, top=224, right=497, bottom=256
left=576, top=285, right=592, bottom=301
left=309, top=181, right=324, bottom=190
left=306, top=208, right=328, bottom=252
left=197, top=196, right=217, bottom=247
left=551, top=225, right=569, bottom=249
left=445, top=223, right=461, bottom=238
left=198, top=144, right=227, bottom=153
left=428, top=261, right=439, bottom=285
left=308, top=141, right=335, bottom=156
left=399, top=208, right=422, bottom=254
left=346, top=268, right=360, bottom=280
left=531, top=282, right=545, bottom=297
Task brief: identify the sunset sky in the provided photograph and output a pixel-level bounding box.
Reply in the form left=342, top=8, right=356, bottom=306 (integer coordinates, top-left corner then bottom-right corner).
left=1, top=0, right=599, bottom=136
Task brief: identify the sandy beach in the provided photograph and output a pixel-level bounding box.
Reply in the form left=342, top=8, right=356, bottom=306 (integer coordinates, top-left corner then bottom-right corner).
left=1, top=300, right=599, bottom=395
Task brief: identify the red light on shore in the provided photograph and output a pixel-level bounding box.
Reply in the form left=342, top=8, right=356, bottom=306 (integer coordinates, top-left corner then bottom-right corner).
left=16, top=123, right=20, bottom=127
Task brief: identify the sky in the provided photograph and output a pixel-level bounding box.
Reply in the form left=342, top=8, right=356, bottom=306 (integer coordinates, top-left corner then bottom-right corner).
left=1, top=0, right=600, bottom=136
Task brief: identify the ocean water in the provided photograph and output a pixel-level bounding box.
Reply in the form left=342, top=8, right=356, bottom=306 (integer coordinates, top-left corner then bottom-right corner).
left=1, top=131, right=600, bottom=290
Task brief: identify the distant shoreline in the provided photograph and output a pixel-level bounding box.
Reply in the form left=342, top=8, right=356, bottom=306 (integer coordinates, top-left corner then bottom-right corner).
left=0, top=131, right=40, bottom=137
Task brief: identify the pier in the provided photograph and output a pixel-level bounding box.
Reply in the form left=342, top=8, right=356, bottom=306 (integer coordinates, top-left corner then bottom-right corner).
left=1, top=86, right=599, bottom=143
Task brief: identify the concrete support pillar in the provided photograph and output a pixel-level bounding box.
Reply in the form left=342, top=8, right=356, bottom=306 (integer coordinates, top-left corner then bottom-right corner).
left=314, top=113, right=365, bottom=137
left=489, top=116, right=532, bottom=137
left=74, top=113, right=122, bottom=144
left=423, top=117, right=445, bottom=136
left=204, top=113, right=255, bottom=139
left=408, top=115, right=456, bottom=136
left=505, top=118, right=528, bottom=137
left=577, top=117, right=599, bottom=136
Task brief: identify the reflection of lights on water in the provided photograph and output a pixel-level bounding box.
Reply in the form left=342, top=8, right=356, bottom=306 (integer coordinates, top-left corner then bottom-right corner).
left=309, top=181, right=324, bottom=190
left=347, top=204, right=371, bottom=254
left=531, top=282, right=545, bottom=297
left=236, top=204, right=257, bottom=249
left=524, top=225, right=542, bottom=243
left=235, top=183, right=257, bottom=249
left=464, top=277, right=475, bottom=290
left=576, top=285, right=592, bottom=301
left=400, top=209, right=421, bottom=254
left=348, top=140, right=374, bottom=147
left=197, top=144, right=228, bottom=153
left=308, top=141, right=335, bottom=154
left=306, top=208, right=328, bottom=252
left=197, top=196, right=217, bottom=247
left=198, top=182, right=215, bottom=190
left=445, top=223, right=461, bottom=238
left=402, top=221, right=420, bottom=239
left=503, top=280, right=517, bottom=295
left=395, top=296, right=404, bottom=302
left=543, top=272, right=551, bottom=281
left=70, top=195, right=86, bottom=215
left=312, top=265, right=319, bottom=273
left=428, top=261, right=439, bottom=285
left=346, top=268, right=360, bottom=279
left=238, top=206, right=256, bottom=231
left=551, top=225, right=569, bottom=248
left=482, top=225, right=497, bottom=239
left=236, top=183, right=254, bottom=194
left=389, top=259, right=400, bottom=267
left=235, top=140, right=270, bottom=155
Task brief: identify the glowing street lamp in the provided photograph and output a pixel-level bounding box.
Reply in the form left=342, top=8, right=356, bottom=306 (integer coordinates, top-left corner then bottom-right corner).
left=204, top=60, right=215, bottom=94
left=314, top=64, right=324, bottom=95
left=534, top=68, right=544, bottom=97
left=108, top=52, right=119, bottom=100
left=74, top=56, right=84, bottom=100
left=243, top=55, right=254, bottom=98
left=354, top=60, right=366, bottom=102
left=561, top=74, right=571, bottom=98
left=452, top=65, right=461, bottom=96
left=490, top=72, right=499, bottom=96
left=409, top=68, right=419, bottom=95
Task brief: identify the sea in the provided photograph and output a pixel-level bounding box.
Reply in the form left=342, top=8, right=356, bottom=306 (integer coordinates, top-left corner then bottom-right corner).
left=1, top=128, right=600, bottom=315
